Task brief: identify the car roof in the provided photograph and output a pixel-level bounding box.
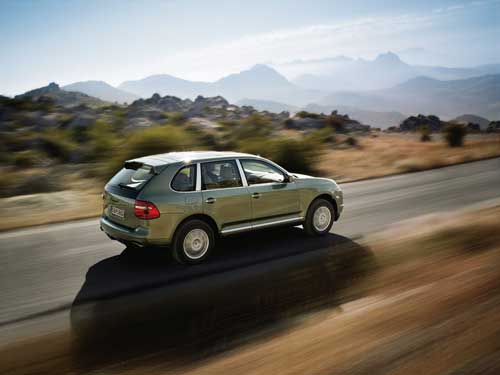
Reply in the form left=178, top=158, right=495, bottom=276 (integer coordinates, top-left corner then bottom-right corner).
left=129, top=151, right=259, bottom=166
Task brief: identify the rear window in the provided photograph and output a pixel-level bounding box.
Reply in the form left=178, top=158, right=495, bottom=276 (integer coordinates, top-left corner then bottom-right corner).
left=109, top=164, right=155, bottom=191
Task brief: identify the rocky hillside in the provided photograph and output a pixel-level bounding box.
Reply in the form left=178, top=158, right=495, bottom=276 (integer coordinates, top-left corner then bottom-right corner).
left=284, top=110, right=370, bottom=132
left=398, top=114, right=481, bottom=132
left=0, top=86, right=292, bottom=133
left=15, top=82, right=107, bottom=108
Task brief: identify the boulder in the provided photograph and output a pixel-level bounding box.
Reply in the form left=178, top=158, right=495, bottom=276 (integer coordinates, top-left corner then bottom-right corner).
left=399, top=114, right=443, bottom=132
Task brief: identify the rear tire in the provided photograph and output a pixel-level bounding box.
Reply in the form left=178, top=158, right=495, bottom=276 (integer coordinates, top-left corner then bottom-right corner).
left=172, top=219, right=215, bottom=264
left=304, top=198, right=334, bottom=236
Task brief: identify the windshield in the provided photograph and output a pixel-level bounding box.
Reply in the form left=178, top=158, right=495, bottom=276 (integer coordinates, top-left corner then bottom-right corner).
left=108, top=164, right=155, bottom=190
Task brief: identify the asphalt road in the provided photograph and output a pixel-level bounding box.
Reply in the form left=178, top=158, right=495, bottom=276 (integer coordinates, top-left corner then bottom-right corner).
left=1, top=157, right=499, bottom=333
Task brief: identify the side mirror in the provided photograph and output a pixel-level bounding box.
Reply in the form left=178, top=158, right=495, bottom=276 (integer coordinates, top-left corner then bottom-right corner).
left=285, top=174, right=295, bottom=183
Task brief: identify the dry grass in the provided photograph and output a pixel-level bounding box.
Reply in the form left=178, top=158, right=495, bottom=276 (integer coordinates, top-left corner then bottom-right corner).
left=320, top=133, right=500, bottom=182
left=0, top=166, right=103, bottom=231
left=0, top=190, right=102, bottom=231
left=0, top=133, right=498, bottom=231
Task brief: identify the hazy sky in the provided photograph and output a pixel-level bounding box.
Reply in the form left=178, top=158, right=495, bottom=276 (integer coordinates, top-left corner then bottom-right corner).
left=1, top=0, right=499, bottom=96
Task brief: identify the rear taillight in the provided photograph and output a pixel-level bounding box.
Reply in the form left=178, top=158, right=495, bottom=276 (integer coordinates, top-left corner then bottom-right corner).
left=134, top=200, right=160, bottom=220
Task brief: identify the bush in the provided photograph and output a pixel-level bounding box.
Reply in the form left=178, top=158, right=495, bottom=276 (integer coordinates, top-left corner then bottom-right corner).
left=418, top=125, right=432, bottom=142
left=36, top=131, right=77, bottom=162
left=223, top=114, right=275, bottom=148
left=345, top=137, right=358, bottom=147
left=306, top=127, right=336, bottom=145
left=0, top=172, right=63, bottom=198
left=86, top=122, right=118, bottom=161
left=325, top=115, right=346, bottom=132
left=106, top=125, right=201, bottom=177
left=443, top=123, right=466, bottom=147
left=238, top=137, right=321, bottom=174
left=166, top=112, right=185, bottom=124
left=295, top=111, right=321, bottom=119
left=13, top=150, right=45, bottom=168
left=421, top=134, right=432, bottom=142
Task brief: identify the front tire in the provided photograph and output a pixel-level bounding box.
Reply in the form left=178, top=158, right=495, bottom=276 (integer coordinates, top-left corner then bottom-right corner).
left=304, top=198, right=334, bottom=236
left=172, top=219, right=215, bottom=264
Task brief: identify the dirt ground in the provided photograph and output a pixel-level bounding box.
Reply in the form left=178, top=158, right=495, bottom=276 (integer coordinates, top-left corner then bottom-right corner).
left=321, top=132, right=500, bottom=182
left=1, top=204, right=500, bottom=375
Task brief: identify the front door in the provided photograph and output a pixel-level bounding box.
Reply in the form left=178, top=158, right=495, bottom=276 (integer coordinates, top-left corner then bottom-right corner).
left=239, top=159, right=301, bottom=223
left=200, top=160, right=252, bottom=233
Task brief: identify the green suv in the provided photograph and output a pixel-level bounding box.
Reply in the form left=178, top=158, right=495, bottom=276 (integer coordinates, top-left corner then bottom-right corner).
left=100, top=151, right=343, bottom=264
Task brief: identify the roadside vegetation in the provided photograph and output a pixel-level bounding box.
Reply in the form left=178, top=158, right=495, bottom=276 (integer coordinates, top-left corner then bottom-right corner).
left=1, top=93, right=499, bottom=229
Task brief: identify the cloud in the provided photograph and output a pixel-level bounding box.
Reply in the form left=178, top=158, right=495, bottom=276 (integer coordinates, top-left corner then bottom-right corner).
left=447, top=4, right=466, bottom=10
left=154, top=14, right=435, bottom=81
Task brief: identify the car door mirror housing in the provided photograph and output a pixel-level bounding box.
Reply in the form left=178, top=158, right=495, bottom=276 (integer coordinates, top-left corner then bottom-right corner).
left=285, top=174, right=295, bottom=183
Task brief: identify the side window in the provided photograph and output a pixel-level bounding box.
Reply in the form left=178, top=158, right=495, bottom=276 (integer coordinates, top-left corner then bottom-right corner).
left=171, top=165, right=196, bottom=192
left=240, top=159, right=285, bottom=185
left=201, top=160, right=242, bottom=190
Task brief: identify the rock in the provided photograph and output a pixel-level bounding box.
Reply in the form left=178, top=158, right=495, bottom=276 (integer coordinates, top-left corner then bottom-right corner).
left=487, top=121, right=500, bottom=132
left=399, top=114, right=443, bottom=132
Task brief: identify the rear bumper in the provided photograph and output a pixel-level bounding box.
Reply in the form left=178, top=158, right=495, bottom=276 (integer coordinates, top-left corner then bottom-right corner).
left=100, top=216, right=150, bottom=246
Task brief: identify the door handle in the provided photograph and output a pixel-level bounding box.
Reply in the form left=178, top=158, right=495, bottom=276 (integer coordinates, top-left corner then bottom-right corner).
left=205, top=197, right=216, bottom=204
left=252, top=192, right=261, bottom=199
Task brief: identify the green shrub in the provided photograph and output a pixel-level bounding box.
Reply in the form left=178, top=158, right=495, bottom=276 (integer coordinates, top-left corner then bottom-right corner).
left=0, top=171, right=63, bottom=198
left=325, top=115, right=346, bottom=132
left=238, top=137, right=322, bottom=174
left=236, top=113, right=275, bottom=139
left=306, top=127, right=336, bottom=144
left=13, top=150, right=45, bottom=168
left=106, top=125, right=201, bottom=177
left=443, top=123, right=466, bottom=147
left=418, top=125, right=432, bottom=142
left=36, top=131, right=77, bottom=162
left=166, top=112, right=185, bottom=124
left=86, top=122, right=118, bottom=161
left=345, top=136, right=358, bottom=147
left=295, top=111, right=321, bottom=119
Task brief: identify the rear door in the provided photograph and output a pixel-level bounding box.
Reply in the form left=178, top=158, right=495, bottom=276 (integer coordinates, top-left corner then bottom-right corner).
left=103, top=163, right=155, bottom=228
left=200, top=159, right=252, bottom=232
left=239, top=159, right=300, bottom=221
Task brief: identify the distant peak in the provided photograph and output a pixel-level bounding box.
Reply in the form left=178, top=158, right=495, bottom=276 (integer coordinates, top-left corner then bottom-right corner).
left=375, top=51, right=402, bottom=63
left=248, top=64, right=276, bottom=72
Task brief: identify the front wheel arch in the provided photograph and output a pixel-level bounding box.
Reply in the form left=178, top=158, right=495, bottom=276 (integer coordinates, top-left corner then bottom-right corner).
left=308, top=194, right=338, bottom=220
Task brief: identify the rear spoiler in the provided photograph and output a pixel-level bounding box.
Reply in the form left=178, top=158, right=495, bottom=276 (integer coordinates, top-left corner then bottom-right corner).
left=124, top=161, right=159, bottom=175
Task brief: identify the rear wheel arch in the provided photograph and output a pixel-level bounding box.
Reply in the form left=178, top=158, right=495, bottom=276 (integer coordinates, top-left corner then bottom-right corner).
left=171, top=215, right=218, bottom=264
left=174, top=213, right=220, bottom=238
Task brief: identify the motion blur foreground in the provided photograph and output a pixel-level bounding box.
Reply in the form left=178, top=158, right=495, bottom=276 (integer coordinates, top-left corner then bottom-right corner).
left=1, top=158, right=500, bottom=374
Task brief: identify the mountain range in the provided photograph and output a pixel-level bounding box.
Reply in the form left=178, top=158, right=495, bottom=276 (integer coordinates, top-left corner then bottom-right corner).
left=63, top=81, right=139, bottom=104
left=119, top=64, right=322, bottom=106
left=319, top=74, right=500, bottom=120
left=282, top=52, right=500, bottom=91
left=11, top=52, right=500, bottom=125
